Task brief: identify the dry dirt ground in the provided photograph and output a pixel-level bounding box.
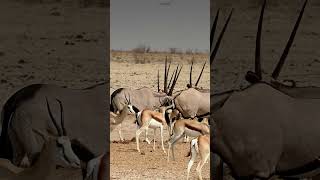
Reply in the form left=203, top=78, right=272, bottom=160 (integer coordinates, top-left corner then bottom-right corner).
left=0, top=0, right=107, bottom=179
left=212, top=0, right=320, bottom=179
left=110, top=54, right=210, bottom=179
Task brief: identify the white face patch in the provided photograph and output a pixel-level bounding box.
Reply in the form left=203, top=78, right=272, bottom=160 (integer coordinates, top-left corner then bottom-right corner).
left=127, top=105, right=135, bottom=114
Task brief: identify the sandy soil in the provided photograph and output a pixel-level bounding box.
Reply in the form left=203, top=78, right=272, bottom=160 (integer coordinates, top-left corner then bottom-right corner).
left=212, top=0, right=320, bottom=93
left=110, top=54, right=210, bottom=179
left=0, top=0, right=107, bottom=179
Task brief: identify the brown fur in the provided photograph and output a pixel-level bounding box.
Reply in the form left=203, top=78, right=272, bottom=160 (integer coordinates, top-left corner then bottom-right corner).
left=140, top=109, right=167, bottom=127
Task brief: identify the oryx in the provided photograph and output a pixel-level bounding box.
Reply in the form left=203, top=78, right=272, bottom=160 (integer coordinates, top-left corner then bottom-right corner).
left=110, top=58, right=181, bottom=141
left=0, top=83, right=107, bottom=167
left=211, top=1, right=320, bottom=179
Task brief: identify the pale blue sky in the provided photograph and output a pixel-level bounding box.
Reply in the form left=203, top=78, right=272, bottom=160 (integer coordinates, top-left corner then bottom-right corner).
left=111, top=0, right=209, bottom=52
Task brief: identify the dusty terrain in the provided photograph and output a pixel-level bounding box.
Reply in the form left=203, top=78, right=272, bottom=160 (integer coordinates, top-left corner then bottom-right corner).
left=0, top=0, right=107, bottom=179
left=110, top=53, right=210, bottom=179
left=212, top=0, right=320, bottom=93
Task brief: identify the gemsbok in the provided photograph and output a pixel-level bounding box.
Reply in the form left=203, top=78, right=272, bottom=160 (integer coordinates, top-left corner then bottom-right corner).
left=167, top=118, right=209, bottom=162
left=0, top=83, right=107, bottom=166
left=186, top=134, right=210, bottom=180
left=211, top=0, right=320, bottom=179
left=111, top=59, right=182, bottom=141
left=0, top=97, right=80, bottom=168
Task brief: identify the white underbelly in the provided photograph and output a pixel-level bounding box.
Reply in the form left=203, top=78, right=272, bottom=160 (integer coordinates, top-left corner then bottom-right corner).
left=149, top=119, right=162, bottom=129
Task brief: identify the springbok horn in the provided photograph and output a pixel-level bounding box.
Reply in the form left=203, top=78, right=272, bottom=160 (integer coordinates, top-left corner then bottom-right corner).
left=157, top=69, right=160, bottom=92
left=46, top=97, right=63, bottom=136
left=195, top=61, right=207, bottom=87
left=271, top=0, right=307, bottom=79
left=255, top=0, right=266, bottom=79
left=211, top=9, right=220, bottom=49
left=164, top=56, right=168, bottom=93
left=167, top=66, right=178, bottom=90
left=56, top=99, right=67, bottom=136
left=169, top=65, right=183, bottom=96
left=189, top=60, right=193, bottom=87
left=210, top=9, right=233, bottom=64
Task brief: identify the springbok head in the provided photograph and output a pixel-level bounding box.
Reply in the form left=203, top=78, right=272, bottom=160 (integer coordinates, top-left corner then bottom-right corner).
left=43, top=97, right=81, bottom=168
left=244, top=0, right=307, bottom=87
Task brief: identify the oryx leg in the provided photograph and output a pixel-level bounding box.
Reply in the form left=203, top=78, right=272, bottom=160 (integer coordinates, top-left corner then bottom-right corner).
left=136, top=124, right=149, bottom=153
left=8, top=128, right=27, bottom=167
left=167, top=133, right=184, bottom=162
left=118, top=123, right=124, bottom=142
left=10, top=113, right=41, bottom=167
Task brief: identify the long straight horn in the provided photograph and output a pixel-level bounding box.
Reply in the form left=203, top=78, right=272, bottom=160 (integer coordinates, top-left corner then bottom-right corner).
left=189, top=60, right=193, bottom=87
left=157, top=69, right=160, bottom=92
left=211, top=9, right=220, bottom=48
left=167, top=67, right=177, bottom=90
left=271, top=0, right=307, bottom=79
left=56, top=99, right=67, bottom=136
left=255, top=0, right=266, bottom=79
left=210, top=9, right=233, bottom=64
left=164, top=57, right=168, bottom=93
left=168, top=65, right=179, bottom=95
left=46, top=97, right=62, bottom=136
left=169, top=65, right=183, bottom=95
left=195, top=61, right=206, bottom=87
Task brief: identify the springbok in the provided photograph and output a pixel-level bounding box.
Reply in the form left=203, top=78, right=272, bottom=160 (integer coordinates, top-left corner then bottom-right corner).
left=127, top=96, right=173, bottom=154
left=0, top=83, right=107, bottom=166
left=186, top=134, right=210, bottom=180
left=0, top=135, right=80, bottom=180
left=211, top=1, right=320, bottom=179
left=167, top=118, right=209, bottom=162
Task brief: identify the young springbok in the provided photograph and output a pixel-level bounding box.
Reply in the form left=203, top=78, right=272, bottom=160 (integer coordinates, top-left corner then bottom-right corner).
left=127, top=95, right=173, bottom=154
left=186, top=134, right=210, bottom=180
left=167, top=118, right=209, bottom=161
